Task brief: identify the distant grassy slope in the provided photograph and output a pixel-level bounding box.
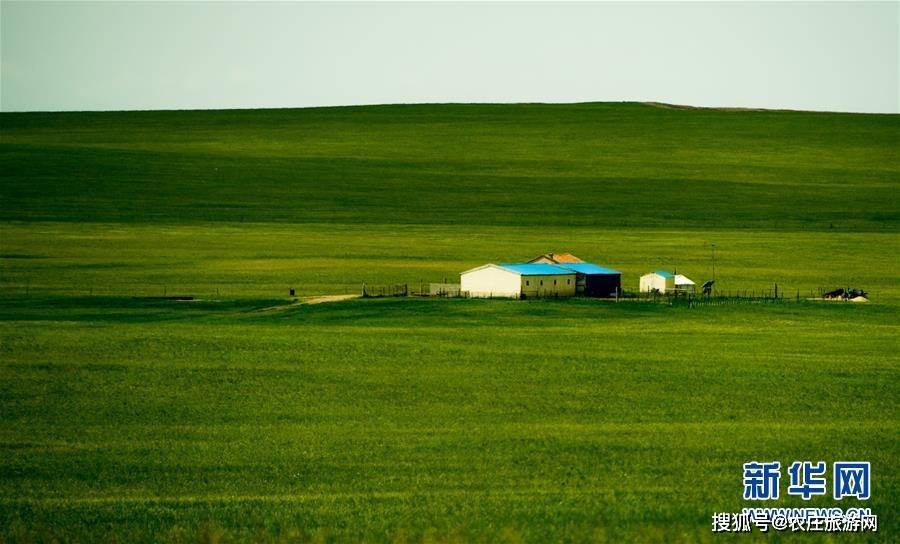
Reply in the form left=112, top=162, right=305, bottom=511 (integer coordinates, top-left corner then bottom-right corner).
left=2, top=103, right=898, bottom=229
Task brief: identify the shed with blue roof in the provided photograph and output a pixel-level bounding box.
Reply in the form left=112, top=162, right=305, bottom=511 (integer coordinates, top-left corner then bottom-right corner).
left=640, top=270, right=677, bottom=293
left=459, top=263, right=576, bottom=299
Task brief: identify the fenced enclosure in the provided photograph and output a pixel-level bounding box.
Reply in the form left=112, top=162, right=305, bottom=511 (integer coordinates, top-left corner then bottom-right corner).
left=362, top=283, right=464, bottom=298
left=361, top=284, right=409, bottom=298
left=427, top=283, right=461, bottom=297
left=670, top=291, right=793, bottom=308
left=358, top=281, right=868, bottom=306
left=627, top=284, right=872, bottom=308
left=2, top=279, right=864, bottom=306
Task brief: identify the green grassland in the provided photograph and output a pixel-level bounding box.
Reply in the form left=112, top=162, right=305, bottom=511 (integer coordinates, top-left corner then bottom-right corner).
left=1, top=103, right=898, bottom=542
left=2, top=103, right=898, bottom=229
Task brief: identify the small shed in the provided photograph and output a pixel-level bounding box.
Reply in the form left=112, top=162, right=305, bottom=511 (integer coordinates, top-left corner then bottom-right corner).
left=557, top=263, right=622, bottom=297
left=460, top=263, right=576, bottom=299
left=640, top=270, right=695, bottom=294
left=640, top=270, right=676, bottom=293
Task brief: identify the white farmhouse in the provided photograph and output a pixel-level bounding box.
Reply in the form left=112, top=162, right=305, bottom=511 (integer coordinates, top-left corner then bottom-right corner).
left=460, top=263, right=576, bottom=299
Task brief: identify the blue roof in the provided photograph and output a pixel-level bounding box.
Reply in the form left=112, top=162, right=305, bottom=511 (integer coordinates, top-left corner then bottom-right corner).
left=654, top=270, right=674, bottom=278
left=499, top=263, right=575, bottom=276
left=557, top=263, right=621, bottom=275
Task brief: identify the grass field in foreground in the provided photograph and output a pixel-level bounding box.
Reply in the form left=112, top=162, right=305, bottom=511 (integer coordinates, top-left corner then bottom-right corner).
left=1, top=297, right=897, bottom=542
left=0, top=103, right=898, bottom=541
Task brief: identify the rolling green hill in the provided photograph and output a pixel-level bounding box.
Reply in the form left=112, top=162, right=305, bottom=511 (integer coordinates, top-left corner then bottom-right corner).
left=1, top=103, right=898, bottom=542
left=2, top=102, right=897, bottom=229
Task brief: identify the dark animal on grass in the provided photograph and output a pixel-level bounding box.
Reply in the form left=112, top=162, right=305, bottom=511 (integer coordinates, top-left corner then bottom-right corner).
left=823, top=288, right=844, bottom=299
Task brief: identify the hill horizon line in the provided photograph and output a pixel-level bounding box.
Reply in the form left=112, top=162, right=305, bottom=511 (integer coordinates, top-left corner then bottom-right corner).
left=2, top=100, right=897, bottom=116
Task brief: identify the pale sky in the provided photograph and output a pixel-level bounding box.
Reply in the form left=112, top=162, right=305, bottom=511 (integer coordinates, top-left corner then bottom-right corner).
left=2, top=1, right=898, bottom=113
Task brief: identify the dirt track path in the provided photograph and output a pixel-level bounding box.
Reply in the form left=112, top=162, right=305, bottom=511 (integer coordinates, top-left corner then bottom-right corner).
left=249, top=294, right=359, bottom=315
left=303, top=294, right=359, bottom=305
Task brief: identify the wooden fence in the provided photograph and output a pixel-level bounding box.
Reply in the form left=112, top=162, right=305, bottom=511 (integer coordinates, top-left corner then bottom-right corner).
left=361, top=284, right=408, bottom=298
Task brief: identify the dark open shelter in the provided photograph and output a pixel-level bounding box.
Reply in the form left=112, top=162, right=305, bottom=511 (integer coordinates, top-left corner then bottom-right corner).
left=557, top=263, right=622, bottom=297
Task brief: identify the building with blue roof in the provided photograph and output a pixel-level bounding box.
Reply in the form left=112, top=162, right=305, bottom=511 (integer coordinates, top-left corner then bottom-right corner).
left=459, top=255, right=624, bottom=299
left=459, top=263, right=576, bottom=299
left=525, top=253, right=622, bottom=297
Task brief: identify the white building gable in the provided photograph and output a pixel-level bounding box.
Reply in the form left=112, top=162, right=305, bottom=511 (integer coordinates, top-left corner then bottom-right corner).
left=460, top=264, right=522, bottom=298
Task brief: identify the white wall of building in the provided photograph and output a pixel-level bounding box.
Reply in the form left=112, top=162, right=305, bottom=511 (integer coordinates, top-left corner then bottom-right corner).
left=640, top=273, right=674, bottom=293
left=460, top=265, right=577, bottom=298
left=460, top=265, right=522, bottom=298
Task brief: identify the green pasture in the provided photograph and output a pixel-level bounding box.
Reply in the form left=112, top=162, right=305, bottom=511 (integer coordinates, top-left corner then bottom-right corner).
left=0, top=103, right=898, bottom=542
left=2, top=103, right=897, bottom=229
left=1, top=223, right=897, bottom=303
left=1, top=297, right=898, bottom=542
